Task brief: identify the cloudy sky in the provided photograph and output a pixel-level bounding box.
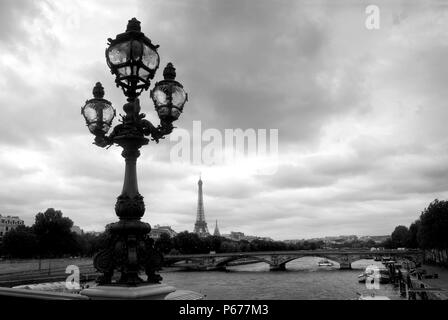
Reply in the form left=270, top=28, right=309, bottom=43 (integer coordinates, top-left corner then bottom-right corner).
left=1, top=0, right=448, bottom=240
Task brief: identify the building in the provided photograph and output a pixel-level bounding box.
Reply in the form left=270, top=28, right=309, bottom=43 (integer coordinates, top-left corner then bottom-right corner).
left=0, top=215, right=25, bottom=241
left=213, top=220, right=220, bottom=237
left=149, top=225, right=177, bottom=240
left=221, top=231, right=274, bottom=242
left=193, top=176, right=210, bottom=237
left=229, top=231, right=245, bottom=241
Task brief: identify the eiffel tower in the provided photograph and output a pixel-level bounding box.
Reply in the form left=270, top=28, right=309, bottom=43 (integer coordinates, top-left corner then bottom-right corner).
left=194, top=175, right=210, bottom=237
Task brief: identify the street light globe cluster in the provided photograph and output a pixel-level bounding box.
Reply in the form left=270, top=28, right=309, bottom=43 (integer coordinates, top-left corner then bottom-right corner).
left=80, top=18, right=188, bottom=286
left=81, top=17, right=188, bottom=147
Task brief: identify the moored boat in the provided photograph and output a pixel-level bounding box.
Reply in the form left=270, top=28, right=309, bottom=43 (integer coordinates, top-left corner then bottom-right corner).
left=318, top=259, right=334, bottom=267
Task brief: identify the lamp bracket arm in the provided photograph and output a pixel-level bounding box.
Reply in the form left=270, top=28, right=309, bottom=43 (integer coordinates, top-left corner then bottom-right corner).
left=93, top=124, right=121, bottom=148
left=144, top=120, right=174, bottom=143
left=141, top=118, right=163, bottom=143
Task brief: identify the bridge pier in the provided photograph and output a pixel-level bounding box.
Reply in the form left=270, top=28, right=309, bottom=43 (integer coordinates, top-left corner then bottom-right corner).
left=213, top=265, right=227, bottom=271
left=270, top=264, right=286, bottom=271
left=339, top=262, right=352, bottom=270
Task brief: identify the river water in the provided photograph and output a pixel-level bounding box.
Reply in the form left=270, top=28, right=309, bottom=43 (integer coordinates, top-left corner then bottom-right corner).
left=161, top=257, right=403, bottom=300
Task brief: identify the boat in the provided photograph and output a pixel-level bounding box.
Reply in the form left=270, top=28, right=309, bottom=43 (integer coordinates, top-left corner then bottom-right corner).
left=374, top=256, right=381, bottom=262
left=318, top=259, right=334, bottom=267
left=383, top=259, right=397, bottom=265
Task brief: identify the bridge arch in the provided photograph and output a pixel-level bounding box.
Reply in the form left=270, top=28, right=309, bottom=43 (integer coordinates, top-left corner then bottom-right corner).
left=281, top=255, right=338, bottom=266
left=274, top=254, right=359, bottom=270
left=164, top=258, right=186, bottom=266
left=215, top=255, right=272, bottom=267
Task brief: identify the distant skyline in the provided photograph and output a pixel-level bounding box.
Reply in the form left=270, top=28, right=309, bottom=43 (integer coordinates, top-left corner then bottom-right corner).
left=1, top=1, right=448, bottom=240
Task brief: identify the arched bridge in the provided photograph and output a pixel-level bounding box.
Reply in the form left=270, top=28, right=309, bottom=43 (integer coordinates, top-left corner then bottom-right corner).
left=164, top=249, right=424, bottom=271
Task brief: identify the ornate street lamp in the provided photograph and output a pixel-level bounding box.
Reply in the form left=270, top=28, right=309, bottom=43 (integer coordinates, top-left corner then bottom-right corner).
left=81, top=18, right=187, bottom=286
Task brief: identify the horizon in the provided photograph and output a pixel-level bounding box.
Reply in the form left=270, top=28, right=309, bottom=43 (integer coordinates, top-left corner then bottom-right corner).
left=1, top=211, right=392, bottom=242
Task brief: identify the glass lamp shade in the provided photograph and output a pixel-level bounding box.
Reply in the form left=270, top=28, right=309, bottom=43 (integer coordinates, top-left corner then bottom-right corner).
left=106, top=18, right=160, bottom=98
left=81, top=83, right=116, bottom=136
left=151, top=63, right=187, bottom=122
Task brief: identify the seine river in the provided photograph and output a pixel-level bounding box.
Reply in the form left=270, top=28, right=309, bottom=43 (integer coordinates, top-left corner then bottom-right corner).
left=161, top=257, right=403, bottom=300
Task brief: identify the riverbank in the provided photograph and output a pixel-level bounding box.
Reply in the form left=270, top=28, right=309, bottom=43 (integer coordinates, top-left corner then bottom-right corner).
left=415, top=264, right=448, bottom=299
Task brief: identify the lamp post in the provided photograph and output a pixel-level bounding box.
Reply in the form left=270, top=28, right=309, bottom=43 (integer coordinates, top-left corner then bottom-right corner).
left=81, top=18, right=187, bottom=286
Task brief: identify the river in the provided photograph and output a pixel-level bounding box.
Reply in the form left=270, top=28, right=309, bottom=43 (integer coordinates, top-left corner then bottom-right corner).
left=161, top=257, right=403, bottom=300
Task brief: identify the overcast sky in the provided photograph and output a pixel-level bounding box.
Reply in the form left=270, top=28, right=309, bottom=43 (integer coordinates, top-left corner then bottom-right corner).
left=1, top=0, right=448, bottom=240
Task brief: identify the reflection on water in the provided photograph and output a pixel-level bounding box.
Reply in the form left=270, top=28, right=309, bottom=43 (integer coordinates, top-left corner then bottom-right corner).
left=161, top=258, right=403, bottom=300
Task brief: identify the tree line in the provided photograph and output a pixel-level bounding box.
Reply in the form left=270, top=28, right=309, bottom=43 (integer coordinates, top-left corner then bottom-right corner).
left=154, top=231, right=327, bottom=255
left=1, top=208, right=332, bottom=258
left=0, top=208, right=109, bottom=259
left=385, top=199, right=448, bottom=249
left=7, top=200, right=442, bottom=259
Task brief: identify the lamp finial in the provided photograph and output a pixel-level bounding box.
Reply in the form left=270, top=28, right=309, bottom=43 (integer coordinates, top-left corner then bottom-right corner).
left=93, top=82, right=105, bottom=99
left=126, top=17, right=141, bottom=32
left=163, top=62, right=176, bottom=80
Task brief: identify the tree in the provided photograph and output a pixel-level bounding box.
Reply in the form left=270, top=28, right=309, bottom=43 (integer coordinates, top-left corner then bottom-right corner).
left=73, top=232, right=109, bottom=257
left=238, top=240, right=250, bottom=252
left=32, top=208, right=78, bottom=257
left=382, top=237, right=394, bottom=249
left=202, top=236, right=222, bottom=253
left=408, top=220, right=421, bottom=248
left=83, top=232, right=110, bottom=256
left=391, top=225, right=410, bottom=248
left=173, top=232, right=206, bottom=254
left=418, top=199, right=448, bottom=249
left=155, top=233, right=174, bottom=254
left=364, top=239, right=376, bottom=248
left=221, top=240, right=241, bottom=253
left=1, top=226, right=38, bottom=258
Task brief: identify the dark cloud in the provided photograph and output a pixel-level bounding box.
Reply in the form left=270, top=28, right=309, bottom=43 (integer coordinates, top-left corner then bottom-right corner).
left=137, top=0, right=370, bottom=146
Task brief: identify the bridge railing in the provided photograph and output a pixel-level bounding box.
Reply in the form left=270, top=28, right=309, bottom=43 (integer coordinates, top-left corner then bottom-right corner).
left=164, top=249, right=423, bottom=259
